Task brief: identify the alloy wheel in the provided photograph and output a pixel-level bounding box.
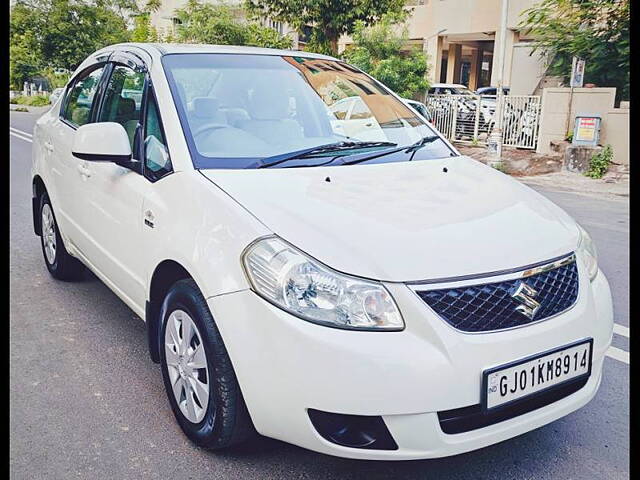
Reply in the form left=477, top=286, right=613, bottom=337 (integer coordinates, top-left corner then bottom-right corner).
left=164, top=309, right=210, bottom=423
left=41, top=203, right=57, bottom=265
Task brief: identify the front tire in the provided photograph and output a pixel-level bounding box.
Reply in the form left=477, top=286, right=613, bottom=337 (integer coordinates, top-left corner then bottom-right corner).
left=159, top=279, right=255, bottom=449
left=39, top=192, right=85, bottom=281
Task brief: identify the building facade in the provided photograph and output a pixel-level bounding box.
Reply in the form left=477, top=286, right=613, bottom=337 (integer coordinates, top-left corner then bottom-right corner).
left=339, top=0, right=549, bottom=95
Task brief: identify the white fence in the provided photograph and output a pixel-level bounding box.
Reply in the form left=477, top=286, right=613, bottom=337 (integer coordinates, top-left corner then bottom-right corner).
left=424, top=94, right=541, bottom=150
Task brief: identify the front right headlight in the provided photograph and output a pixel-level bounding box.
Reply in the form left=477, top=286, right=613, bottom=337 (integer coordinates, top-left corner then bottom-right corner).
left=577, top=224, right=598, bottom=281
left=242, top=236, right=404, bottom=331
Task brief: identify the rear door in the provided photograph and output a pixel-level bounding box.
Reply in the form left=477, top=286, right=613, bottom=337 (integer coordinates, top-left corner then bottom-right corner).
left=49, top=64, right=108, bottom=249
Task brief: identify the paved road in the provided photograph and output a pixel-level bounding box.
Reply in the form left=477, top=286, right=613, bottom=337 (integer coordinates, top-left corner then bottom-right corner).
left=10, top=110, right=629, bottom=479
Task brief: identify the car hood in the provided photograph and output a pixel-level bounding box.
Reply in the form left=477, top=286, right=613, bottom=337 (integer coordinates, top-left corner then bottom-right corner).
left=200, top=156, right=580, bottom=282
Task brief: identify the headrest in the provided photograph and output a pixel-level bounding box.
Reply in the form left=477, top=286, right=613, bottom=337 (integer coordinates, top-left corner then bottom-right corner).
left=249, top=84, right=290, bottom=121
left=117, top=97, right=136, bottom=116
left=192, top=97, right=220, bottom=119
left=71, top=107, right=89, bottom=126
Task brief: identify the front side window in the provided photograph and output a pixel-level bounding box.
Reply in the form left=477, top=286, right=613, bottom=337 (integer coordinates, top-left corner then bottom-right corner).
left=98, top=65, right=146, bottom=152
left=62, top=66, right=105, bottom=127
left=162, top=54, right=454, bottom=169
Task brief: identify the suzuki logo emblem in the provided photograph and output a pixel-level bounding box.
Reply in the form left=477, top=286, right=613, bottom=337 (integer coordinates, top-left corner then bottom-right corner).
left=512, top=282, right=541, bottom=319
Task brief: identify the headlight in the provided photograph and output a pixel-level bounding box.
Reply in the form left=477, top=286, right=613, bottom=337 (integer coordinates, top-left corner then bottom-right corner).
left=242, top=237, right=404, bottom=331
left=577, top=224, right=598, bottom=281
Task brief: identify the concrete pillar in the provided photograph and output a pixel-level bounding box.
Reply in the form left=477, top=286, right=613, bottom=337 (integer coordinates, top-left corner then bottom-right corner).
left=468, top=47, right=482, bottom=91
left=424, top=36, right=444, bottom=85
left=446, top=44, right=462, bottom=84
left=490, top=29, right=517, bottom=86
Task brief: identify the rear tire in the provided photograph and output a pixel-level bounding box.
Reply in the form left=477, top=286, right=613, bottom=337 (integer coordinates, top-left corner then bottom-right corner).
left=159, top=279, right=256, bottom=449
left=39, top=192, right=85, bottom=281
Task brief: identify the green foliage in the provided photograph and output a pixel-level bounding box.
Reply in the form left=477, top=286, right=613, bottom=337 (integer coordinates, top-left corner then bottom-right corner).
left=520, top=0, right=629, bottom=103
left=10, top=0, right=131, bottom=89
left=41, top=66, right=70, bottom=89
left=245, top=0, right=407, bottom=55
left=343, top=14, right=429, bottom=99
left=11, top=95, right=51, bottom=106
left=585, top=144, right=613, bottom=179
left=566, top=131, right=573, bottom=142
left=13, top=107, right=30, bottom=112
left=174, top=1, right=292, bottom=49
left=131, top=13, right=159, bottom=43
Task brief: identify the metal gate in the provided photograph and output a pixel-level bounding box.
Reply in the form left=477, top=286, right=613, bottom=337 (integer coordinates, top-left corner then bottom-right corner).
left=424, top=94, right=541, bottom=150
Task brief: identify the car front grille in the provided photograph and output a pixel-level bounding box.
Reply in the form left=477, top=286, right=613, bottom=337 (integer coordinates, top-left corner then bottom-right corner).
left=414, top=254, right=579, bottom=333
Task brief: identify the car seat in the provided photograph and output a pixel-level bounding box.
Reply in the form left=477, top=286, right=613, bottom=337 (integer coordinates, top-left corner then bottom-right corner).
left=235, top=85, right=303, bottom=144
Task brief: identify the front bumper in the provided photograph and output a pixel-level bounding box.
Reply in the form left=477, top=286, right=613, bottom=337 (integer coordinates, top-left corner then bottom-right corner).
left=207, top=265, right=613, bottom=460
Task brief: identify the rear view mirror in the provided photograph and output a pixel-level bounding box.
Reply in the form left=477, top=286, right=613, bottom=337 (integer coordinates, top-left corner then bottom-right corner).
left=72, top=122, right=133, bottom=167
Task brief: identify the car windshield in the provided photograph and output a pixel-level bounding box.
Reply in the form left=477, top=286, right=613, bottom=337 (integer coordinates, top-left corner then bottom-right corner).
left=162, top=53, right=454, bottom=169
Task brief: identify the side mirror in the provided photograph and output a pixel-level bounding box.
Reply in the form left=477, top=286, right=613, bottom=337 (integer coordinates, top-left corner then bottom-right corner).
left=72, top=122, right=138, bottom=171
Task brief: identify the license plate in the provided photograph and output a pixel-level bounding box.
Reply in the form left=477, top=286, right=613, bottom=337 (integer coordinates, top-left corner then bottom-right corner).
left=483, top=339, right=593, bottom=410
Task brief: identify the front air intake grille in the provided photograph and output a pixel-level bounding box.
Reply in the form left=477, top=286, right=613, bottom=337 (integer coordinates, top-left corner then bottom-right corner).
left=415, top=255, right=579, bottom=333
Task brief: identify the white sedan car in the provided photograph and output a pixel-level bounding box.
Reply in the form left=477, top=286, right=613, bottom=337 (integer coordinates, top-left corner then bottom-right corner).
left=32, top=43, right=613, bottom=460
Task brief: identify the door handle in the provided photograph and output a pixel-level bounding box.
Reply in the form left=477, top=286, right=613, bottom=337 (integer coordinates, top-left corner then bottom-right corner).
left=76, top=163, right=91, bottom=178
left=44, top=141, right=54, bottom=153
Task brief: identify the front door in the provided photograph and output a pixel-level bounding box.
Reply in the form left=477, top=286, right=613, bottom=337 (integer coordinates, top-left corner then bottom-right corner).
left=76, top=63, right=150, bottom=314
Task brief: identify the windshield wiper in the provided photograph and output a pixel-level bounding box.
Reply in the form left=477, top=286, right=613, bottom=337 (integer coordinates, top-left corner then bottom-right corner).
left=252, top=141, right=397, bottom=169
left=339, top=135, right=443, bottom=166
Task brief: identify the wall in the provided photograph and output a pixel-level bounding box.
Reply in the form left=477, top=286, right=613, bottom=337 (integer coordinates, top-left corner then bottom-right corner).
left=601, top=108, right=630, bottom=165
left=536, top=87, right=629, bottom=165
left=509, top=43, right=547, bottom=95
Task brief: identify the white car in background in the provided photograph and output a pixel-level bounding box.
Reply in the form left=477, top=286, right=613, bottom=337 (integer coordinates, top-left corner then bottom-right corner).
left=31, top=43, right=613, bottom=460
left=428, top=83, right=496, bottom=123
left=328, top=95, right=384, bottom=141
left=402, top=98, right=432, bottom=122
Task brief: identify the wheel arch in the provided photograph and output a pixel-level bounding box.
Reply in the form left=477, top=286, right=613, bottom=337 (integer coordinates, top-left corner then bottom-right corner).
left=146, top=259, right=196, bottom=363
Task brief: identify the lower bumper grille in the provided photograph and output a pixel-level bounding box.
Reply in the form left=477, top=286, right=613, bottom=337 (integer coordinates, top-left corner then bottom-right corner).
left=438, top=376, right=589, bottom=434
left=415, top=254, right=579, bottom=332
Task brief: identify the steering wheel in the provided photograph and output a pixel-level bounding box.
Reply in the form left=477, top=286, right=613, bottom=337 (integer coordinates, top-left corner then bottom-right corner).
left=192, top=123, right=230, bottom=138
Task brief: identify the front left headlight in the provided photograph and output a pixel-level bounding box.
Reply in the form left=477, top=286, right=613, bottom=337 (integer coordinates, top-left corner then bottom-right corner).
left=242, top=236, right=404, bottom=331
left=577, top=224, right=598, bottom=281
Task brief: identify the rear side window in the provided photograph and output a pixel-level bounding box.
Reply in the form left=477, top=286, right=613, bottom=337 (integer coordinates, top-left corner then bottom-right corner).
left=62, top=67, right=105, bottom=127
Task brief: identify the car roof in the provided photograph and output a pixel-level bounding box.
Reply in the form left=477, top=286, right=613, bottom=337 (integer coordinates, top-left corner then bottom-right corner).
left=111, top=42, right=339, bottom=61
left=73, top=43, right=342, bottom=79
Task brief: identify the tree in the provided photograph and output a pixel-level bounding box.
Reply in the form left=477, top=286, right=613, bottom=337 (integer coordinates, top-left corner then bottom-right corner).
left=245, top=0, right=407, bottom=55
left=173, top=0, right=292, bottom=49
left=131, top=13, right=159, bottom=42
left=344, top=14, right=429, bottom=99
left=10, top=0, right=131, bottom=88
left=520, top=0, right=629, bottom=102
